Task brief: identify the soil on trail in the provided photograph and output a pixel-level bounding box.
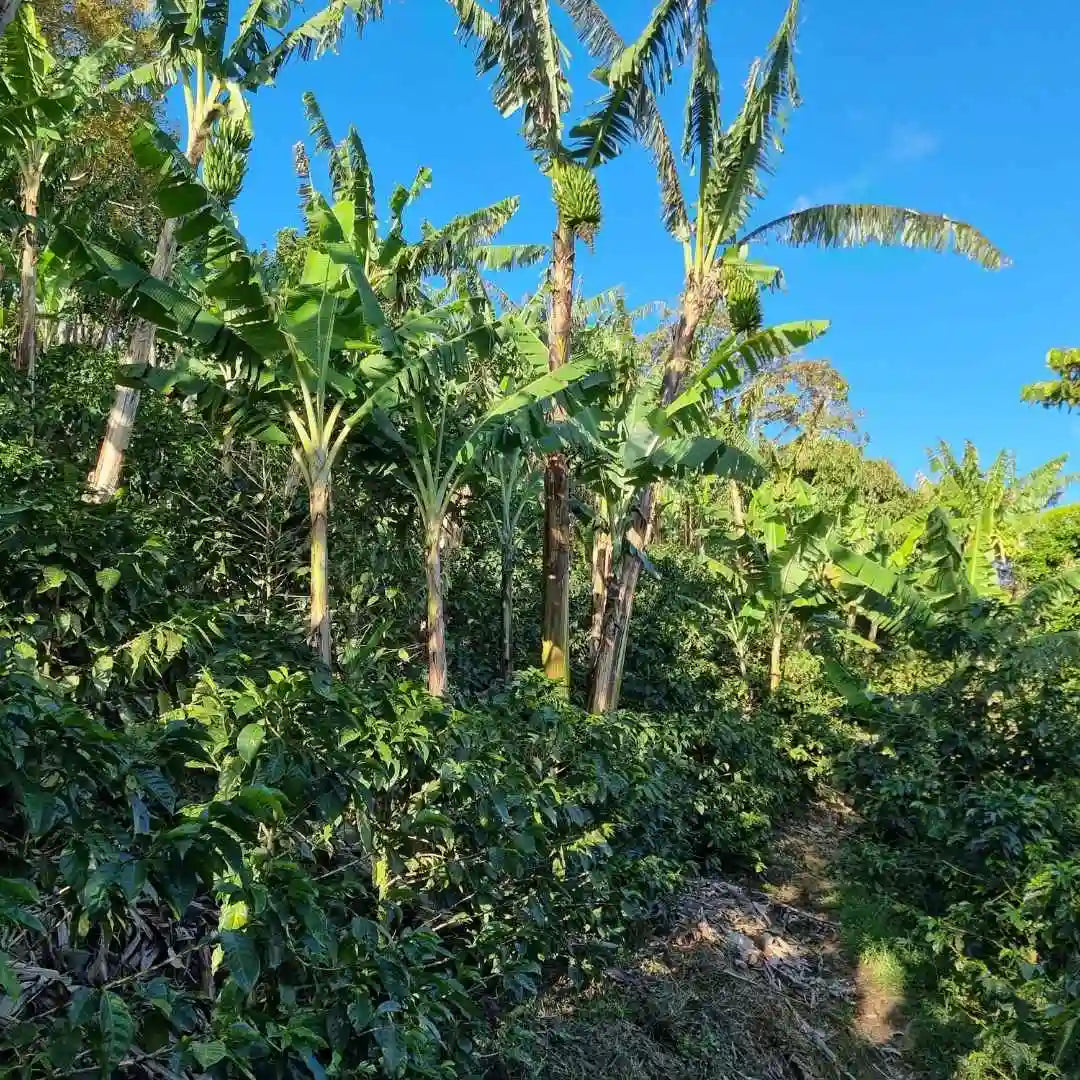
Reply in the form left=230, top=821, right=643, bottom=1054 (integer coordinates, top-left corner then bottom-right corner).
left=502, top=799, right=911, bottom=1080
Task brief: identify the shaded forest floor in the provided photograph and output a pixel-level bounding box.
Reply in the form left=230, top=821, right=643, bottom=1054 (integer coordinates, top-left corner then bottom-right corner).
left=498, top=799, right=913, bottom=1080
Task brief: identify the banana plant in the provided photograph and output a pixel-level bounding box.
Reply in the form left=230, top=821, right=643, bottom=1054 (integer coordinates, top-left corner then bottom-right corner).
left=54, top=121, right=498, bottom=667
left=295, top=91, right=547, bottom=316
left=359, top=313, right=599, bottom=696
left=0, top=5, right=122, bottom=379
left=86, top=0, right=384, bottom=501
left=925, top=441, right=1070, bottom=593
left=483, top=444, right=542, bottom=681
left=583, top=317, right=829, bottom=712
left=571, top=0, right=1007, bottom=696
left=703, top=477, right=840, bottom=694
left=449, top=0, right=700, bottom=687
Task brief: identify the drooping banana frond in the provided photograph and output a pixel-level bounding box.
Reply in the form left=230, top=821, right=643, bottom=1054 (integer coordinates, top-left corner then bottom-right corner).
left=476, top=243, right=549, bottom=272
left=448, top=0, right=498, bottom=44
left=302, top=88, right=336, bottom=156
left=457, top=0, right=569, bottom=156
left=53, top=120, right=283, bottom=360
left=555, top=0, right=622, bottom=62
left=606, top=0, right=695, bottom=95
left=738, top=203, right=1007, bottom=269
left=664, top=319, right=830, bottom=424
left=407, top=196, right=546, bottom=282
left=0, top=6, right=121, bottom=155
left=1019, top=566, right=1080, bottom=617
left=566, top=0, right=693, bottom=236
left=830, top=546, right=940, bottom=631
left=231, top=0, right=384, bottom=84
left=682, top=21, right=718, bottom=174
left=631, top=436, right=763, bottom=487
left=701, top=0, right=800, bottom=251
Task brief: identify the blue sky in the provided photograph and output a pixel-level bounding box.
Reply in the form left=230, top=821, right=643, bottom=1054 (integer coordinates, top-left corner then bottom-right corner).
left=231, top=0, right=1080, bottom=488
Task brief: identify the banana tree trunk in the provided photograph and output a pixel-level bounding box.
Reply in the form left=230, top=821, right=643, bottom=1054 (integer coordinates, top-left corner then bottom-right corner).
left=588, top=484, right=656, bottom=714
left=425, top=524, right=447, bottom=697
left=500, top=535, right=514, bottom=681
left=588, top=291, right=703, bottom=713
left=588, top=524, right=611, bottom=664
left=86, top=218, right=178, bottom=499
left=87, top=129, right=207, bottom=502
left=729, top=478, right=746, bottom=534
left=541, top=216, right=575, bottom=688
left=768, top=621, right=783, bottom=694
left=16, top=163, right=41, bottom=381
left=308, top=471, right=332, bottom=666
left=867, top=620, right=879, bottom=645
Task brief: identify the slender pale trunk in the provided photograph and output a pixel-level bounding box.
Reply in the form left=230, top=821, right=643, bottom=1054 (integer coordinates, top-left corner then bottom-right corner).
left=425, top=523, right=447, bottom=697
left=588, top=291, right=703, bottom=713
left=589, top=484, right=656, bottom=714
left=500, top=537, right=514, bottom=681
left=867, top=620, right=879, bottom=645
left=541, top=218, right=575, bottom=687
left=16, top=162, right=41, bottom=381
left=87, top=219, right=178, bottom=499
left=308, top=468, right=331, bottom=667
left=768, top=619, right=783, bottom=694
left=729, top=479, right=746, bottom=534
left=87, top=129, right=207, bottom=501
left=588, top=523, right=612, bottom=664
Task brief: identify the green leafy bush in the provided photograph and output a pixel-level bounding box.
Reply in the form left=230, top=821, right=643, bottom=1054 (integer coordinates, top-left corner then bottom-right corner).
left=839, top=633, right=1080, bottom=1078
left=0, top=641, right=833, bottom=1078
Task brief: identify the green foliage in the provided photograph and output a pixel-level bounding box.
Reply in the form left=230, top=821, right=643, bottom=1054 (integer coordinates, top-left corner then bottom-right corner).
left=1023, top=347, right=1080, bottom=412
left=1016, top=504, right=1080, bottom=585
left=0, top=646, right=832, bottom=1076
left=838, top=605, right=1080, bottom=1078
left=0, top=4, right=1063, bottom=1078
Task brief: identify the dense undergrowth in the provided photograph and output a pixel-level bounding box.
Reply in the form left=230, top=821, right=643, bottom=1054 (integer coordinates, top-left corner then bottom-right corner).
left=837, top=625, right=1080, bottom=1078
left=0, top=349, right=847, bottom=1078
left=1, top=651, right=839, bottom=1078
left=3, top=346, right=1080, bottom=1079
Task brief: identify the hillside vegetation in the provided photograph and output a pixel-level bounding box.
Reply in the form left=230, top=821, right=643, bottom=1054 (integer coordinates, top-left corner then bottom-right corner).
left=0, top=1, right=1077, bottom=1077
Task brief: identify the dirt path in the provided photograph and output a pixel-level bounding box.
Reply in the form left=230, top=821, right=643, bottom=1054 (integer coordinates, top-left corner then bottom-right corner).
left=500, top=799, right=912, bottom=1079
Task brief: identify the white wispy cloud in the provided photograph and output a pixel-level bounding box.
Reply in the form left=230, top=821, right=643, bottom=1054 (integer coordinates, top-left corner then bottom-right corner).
left=793, top=122, right=940, bottom=210
left=887, top=123, right=940, bottom=164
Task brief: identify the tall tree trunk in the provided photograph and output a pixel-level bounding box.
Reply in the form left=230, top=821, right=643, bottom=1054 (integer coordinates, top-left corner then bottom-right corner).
left=541, top=218, right=575, bottom=687
left=425, top=524, right=447, bottom=697
left=588, top=290, right=703, bottom=713
left=588, top=524, right=611, bottom=664
left=87, top=128, right=207, bottom=502
left=768, top=621, right=783, bottom=694
left=588, top=485, right=655, bottom=714
left=16, top=164, right=41, bottom=381
left=308, top=470, right=332, bottom=667
left=86, top=219, right=178, bottom=500
left=500, top=537, right=514, bottom=681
